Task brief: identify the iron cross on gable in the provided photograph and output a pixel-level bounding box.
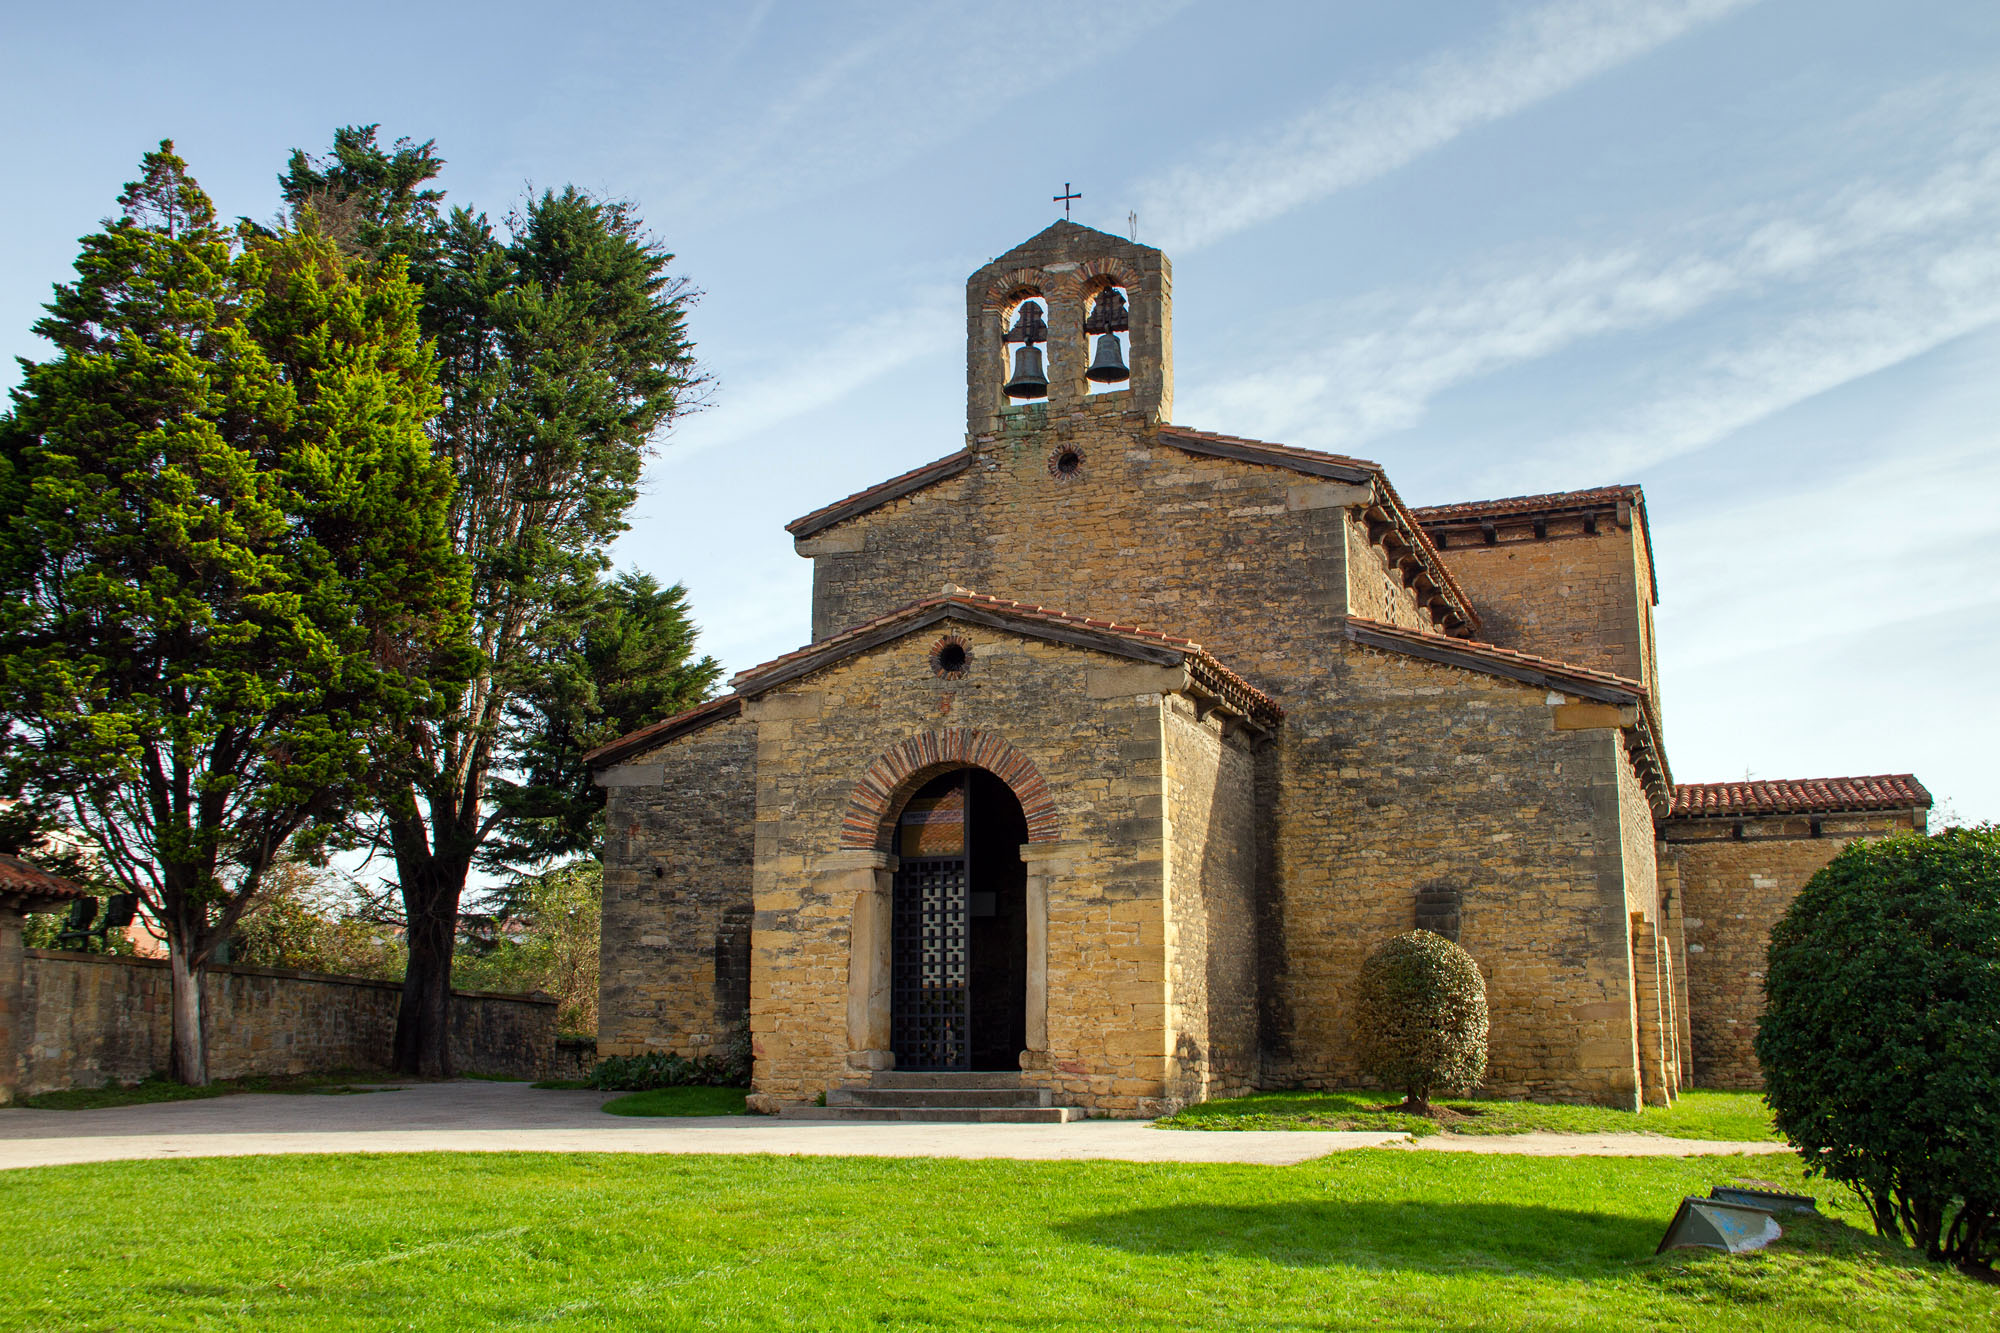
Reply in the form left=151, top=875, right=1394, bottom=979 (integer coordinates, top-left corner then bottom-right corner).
left=1054, top=183, right=1081, bottom=220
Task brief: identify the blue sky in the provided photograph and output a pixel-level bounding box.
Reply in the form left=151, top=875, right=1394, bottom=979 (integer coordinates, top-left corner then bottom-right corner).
left=5, top=0, right=1997, bottom=821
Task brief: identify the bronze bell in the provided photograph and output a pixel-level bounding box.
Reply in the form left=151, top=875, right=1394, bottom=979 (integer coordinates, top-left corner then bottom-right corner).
left=1004, top=344, right=1049, bottom=399
left=1086, top=331, right=1130, bottom=384
left=1005, top=300, right=1047, bottom=345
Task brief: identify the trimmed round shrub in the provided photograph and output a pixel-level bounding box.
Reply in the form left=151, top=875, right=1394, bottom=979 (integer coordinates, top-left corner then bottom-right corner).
left=1757, top=826, right=2000, bottom=1271
left=1354, top=930, right=1489, bottom=1111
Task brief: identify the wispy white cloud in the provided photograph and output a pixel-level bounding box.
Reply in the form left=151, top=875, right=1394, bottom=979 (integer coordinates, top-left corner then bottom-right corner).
left=1513, top=237, right=2000, bottom=489
left=656, top=287, right=960, bottom=463
left=1656, top=436, right=2000, bottom=673
left=1174, top=94, right=2000, bottom=474
left=656, top=1, right=1196, bottom=222
left=1135, top=0, right=1756, bottom=252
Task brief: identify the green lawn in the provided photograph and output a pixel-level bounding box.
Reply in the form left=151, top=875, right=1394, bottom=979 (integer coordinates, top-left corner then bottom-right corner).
left=601, top=1086, right=749, bottom=1116
left=0, top=1150, right=1989, bottom=1330
left=1159, top=1088, right=1780, bottom=1141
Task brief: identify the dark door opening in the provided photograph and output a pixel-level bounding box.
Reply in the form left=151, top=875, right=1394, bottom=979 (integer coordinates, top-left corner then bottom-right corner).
left=890, top=769, right=1028, bottom=1071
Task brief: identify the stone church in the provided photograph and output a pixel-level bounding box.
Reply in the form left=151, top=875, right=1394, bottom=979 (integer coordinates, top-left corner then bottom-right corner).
left=587, top=222, right=1930, bottom=1119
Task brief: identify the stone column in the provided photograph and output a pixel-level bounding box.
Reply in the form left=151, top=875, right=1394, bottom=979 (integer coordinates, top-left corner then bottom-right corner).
left=820, top=849, right=897, bottom=1075
left=1017, top=841, right=1086, bottom=1072
left=0, top=906, right=25, bottom=1106
left=1631, top=912, right=1669, bottom=1108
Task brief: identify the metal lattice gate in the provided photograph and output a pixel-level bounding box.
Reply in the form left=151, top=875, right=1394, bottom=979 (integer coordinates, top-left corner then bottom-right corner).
left=891, top=858, right=970, bottom=1070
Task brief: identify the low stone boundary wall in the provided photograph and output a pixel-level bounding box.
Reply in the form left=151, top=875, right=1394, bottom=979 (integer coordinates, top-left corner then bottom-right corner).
left=551, top=1036, right=598, bottom=1083
left=17, top=950, right=557, bottom=1096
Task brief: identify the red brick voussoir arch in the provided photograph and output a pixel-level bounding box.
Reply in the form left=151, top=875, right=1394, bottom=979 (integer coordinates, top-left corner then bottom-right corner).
left=841, top=729, right=1062, bottom=852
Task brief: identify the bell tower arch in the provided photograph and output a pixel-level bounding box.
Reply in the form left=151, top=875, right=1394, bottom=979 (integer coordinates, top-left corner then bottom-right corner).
left=965, top=220, right=1172, bottom=440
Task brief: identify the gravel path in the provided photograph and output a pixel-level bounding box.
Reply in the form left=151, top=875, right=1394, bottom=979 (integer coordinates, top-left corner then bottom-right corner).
left=0, top=1081, right=1786, bottom=1170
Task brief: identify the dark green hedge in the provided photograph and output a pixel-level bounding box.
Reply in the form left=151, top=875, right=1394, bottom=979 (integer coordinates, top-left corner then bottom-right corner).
left=588, top=1032, right=752, bottom=1091
left=1757, top=826, right=2000, bottom=1271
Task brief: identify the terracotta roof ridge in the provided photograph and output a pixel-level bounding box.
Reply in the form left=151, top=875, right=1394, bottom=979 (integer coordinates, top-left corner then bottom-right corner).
left=1342, top=617, right=1645, bottom=694
left=582, top=693, right=744, bottom=768
left=1670, top=774, right=1932, bottom=818
left=1157, top=425, right=1383, bottom=473
left=1412, top=484, right=1644, bottom=521
left=720, top=586, right=1282, bottom=725
left=785, top=449, right=972, bottom=537
left=729, top=586, right=1206, bottom=688
left=0, top=853, right=94, bottom=901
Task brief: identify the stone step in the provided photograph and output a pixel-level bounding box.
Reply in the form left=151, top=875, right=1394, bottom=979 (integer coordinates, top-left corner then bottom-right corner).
left=777, top=1105, right=1084, bottom=1124
left=863, top=1071, right=1027, bottom=1091
left=828, top=1086, right=1051, bottom=1109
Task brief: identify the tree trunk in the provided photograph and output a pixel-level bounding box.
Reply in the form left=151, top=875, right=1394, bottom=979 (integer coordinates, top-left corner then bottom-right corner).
left=393, top=854, right=468, bottom=1078
left=167, top=941, right=208, bottom=1086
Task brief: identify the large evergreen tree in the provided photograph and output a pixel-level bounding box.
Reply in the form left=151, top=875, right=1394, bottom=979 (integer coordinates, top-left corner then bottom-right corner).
left=490, top=570, right=721, bottom=867
left=282, top=127, right=711, bottom=1075
left=0, top=144, right=466, bottom=1082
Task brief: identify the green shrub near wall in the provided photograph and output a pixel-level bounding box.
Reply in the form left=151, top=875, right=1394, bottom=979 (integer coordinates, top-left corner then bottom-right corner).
left=1354, top=929, right=1489, bottom=1113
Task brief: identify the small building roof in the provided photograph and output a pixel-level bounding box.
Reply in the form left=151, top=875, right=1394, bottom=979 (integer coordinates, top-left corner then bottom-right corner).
left=1412, top=483, right=1660, bottom=607
left=1670, top=775, right=1931, bottom=819
left=0, top=853, right=94, bottom=915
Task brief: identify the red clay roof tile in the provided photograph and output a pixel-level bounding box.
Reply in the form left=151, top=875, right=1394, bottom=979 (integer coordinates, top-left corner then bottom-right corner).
left=1670, top=775, right=1931, bottom=818
left=1342, top=617, right=1646, bottom=697
left=0, top=853, right=92, bottom=903
left=1412, top=485, right=1644, bottom=524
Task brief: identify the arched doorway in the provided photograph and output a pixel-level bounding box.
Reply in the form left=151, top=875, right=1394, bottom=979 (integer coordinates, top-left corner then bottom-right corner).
left=890, top=769, right=1028, bottom=1070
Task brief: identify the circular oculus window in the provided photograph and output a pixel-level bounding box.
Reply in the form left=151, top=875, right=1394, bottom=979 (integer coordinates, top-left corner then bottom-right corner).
left=1047, top=444, right=1085, bottom=481
left=930, top=636, right=971, bottom=679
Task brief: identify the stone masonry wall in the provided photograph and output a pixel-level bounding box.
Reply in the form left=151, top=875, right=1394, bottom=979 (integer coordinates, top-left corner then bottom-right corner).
left=1161, top=697, right=1261, bottom=1106
left=1662, top=809, right=1922, bottom=1088
left=1267, top=644, right=1647, bottom=1107
left=1429, top=520, right=1655, bottom=691
left=744, top=623, right=1178, bottom=1115
left=598, top=714, right=756, bottom=1060
left=803, top=417, right=1409, bottom=668
left=17, top=951, right=554, bottom=1094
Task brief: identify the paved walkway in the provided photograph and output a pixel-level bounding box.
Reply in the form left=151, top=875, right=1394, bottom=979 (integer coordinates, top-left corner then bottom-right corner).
left=0, top=1081, right=1786, bottom=1170
left=0, top=1082, right=1397, bottom=1169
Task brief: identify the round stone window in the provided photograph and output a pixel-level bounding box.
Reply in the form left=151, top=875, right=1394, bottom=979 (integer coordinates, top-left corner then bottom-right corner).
left=1047, top=444, right=1085, bottom=481
left=930, top=636, right=971, bottom=679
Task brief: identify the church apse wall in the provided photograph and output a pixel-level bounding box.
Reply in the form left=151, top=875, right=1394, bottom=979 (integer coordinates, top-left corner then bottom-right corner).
left=1267, top=645, right=1652, bottom=1108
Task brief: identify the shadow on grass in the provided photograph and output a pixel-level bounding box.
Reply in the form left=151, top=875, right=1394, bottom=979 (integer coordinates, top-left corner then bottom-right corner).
left=1058, top=1200, right=1661, bottom=1274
